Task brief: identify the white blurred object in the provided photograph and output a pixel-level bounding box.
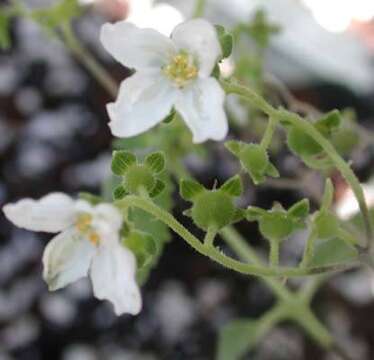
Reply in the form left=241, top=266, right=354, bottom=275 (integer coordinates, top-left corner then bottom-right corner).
left=301, top=0, right=374, bottom=33
left=127, top=0, right=184, bottom=35
left=335, top=179, right=374, bottom=219
left=167, top=0, right=374, bottom=93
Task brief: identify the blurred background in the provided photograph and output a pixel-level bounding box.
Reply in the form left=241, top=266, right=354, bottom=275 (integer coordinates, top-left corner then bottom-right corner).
left=0, top=0, right=374, bottom=359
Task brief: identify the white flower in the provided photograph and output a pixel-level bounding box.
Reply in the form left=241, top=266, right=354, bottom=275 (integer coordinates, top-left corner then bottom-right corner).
left=2, top=193, right=141, bottom=316
left=126, top=0, right=184, bottom=36
left=100, top=18, right=228, bottom=143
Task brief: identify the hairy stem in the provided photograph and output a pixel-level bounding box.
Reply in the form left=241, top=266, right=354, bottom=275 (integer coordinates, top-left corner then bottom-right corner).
left=118, top=196, right=358, bottom=277
left=221, top=79, right=372, bottom=249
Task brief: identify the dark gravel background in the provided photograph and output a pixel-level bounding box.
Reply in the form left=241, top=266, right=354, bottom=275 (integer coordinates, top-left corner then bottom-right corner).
left=1, top=8, right=374, bottom=360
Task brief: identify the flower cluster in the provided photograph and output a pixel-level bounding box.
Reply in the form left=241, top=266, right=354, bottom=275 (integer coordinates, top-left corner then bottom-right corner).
left=2, top=17, right=228, bottom=315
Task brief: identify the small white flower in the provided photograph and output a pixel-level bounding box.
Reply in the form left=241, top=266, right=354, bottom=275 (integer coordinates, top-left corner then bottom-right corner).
left=126, top=0, right=184, bottom=36
left=100, top=18, right=228, bottom=143
left=3, top=193, right=141, bottom=316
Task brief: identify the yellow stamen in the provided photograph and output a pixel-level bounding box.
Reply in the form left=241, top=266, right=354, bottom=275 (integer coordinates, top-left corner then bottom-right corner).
left=75, top=213, right=101, bottom=246
left=163, top=52, right=198, bottom=88
left=88, top=232, right=100, bottom=246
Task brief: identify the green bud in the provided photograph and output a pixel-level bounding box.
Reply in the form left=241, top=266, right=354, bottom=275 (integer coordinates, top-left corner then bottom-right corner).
left=215, top=25, right=233, bottom=59
left=259, top=211, right=294, bottom=241
left=192, top=190, right=236, bottom=231
left=226, top=141, right=278, bottom=185
left=111, top=150, right=137, bottom=176
left=125, top=164, right=155, bottom=194
left=314, top=210, right=340, bottom=240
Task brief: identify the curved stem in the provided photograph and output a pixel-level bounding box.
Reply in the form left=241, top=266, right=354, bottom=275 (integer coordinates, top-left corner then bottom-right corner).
left=193, top=0, right=207, bottom=17
left=221, top=79, right=372, bottom=249
left=221, top=226, right=292, bottom=301
left=60, top=22, right=119, bottom=98
left=118, top=196, right=359, bottom=277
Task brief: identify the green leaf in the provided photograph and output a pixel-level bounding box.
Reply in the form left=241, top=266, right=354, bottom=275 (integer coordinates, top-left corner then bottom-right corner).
left=215, top=25, right=233, bottom=59
left=310, top=238, right=358, bottom=267
left=265, top=162, right=280, bottom=178
left=246, top=206, right=267, bottom=221
left=225, top=140, right=245, bottom=156
left=113, top=184, right=128, bottom=200
left=180, top=179, right=205, bottom=201
left=123, top=230, right=157, bottom=269
left=149, top=179, right=165, bottom=198
left=287, top=126, right=323, bottom=158
left=315, top=110, right=341, bottom=136
left=288, top=199, right=310, bottom=219
left=31, top=0, right=81, bottom=30
left=144, top=151, right=165, bottom=174
left=111, top=150, right=137, bottom=176
left=0, top=12, right=11, bottom=50
left=220, top=175, right=243, bottom=196
left=217, top=319, right=259, bottom=360
left=163, top=108, right=176, bottom=124
left=247, top=9, right=281, bottom=49
left=259, top=211, right=294, bottom=241
left=314, top=210, right=340, bottom=240
left=240, top=144, right=269, bottom=185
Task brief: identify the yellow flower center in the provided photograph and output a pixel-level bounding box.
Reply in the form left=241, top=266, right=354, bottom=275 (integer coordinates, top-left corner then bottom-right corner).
left=75, top=213, right=100, bottom=246
left=163, top=52, right=198, bottom=88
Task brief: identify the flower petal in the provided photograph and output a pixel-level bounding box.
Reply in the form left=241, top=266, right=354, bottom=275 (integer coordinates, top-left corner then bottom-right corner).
left=3, top=193, right=76, bottom=233
left=43, top=228, right=96, bottom=291
left=100, top=21, right=175, bottom=70
left=90, top=244, right=141, bottom=315
left=175, top=78, right=228, bottom=143
left=171, top=19, right=221, bottom=77
left=94, top=203, right=123, bottom=232
left=107, top=71, right=177, bottom=138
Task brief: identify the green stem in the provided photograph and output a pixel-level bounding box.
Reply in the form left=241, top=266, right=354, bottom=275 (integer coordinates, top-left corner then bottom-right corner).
left=221, top=226, right=292, bottom=301
left=60, top=22, right=118, bottom=98
left=204, top=227, right=217, bottom=247
left=118, top=196, right=358, bottom=277
left=255, top=303, right=289, bottom=338
left=193, top=0, right=207, bottom=17
left=293, top=307, right=334, bottom=349
left=221, top=79, right=372, bottom=249
left=260, top=116, right=278, bottom=149
left=269, top=239, right=279, bottom=267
